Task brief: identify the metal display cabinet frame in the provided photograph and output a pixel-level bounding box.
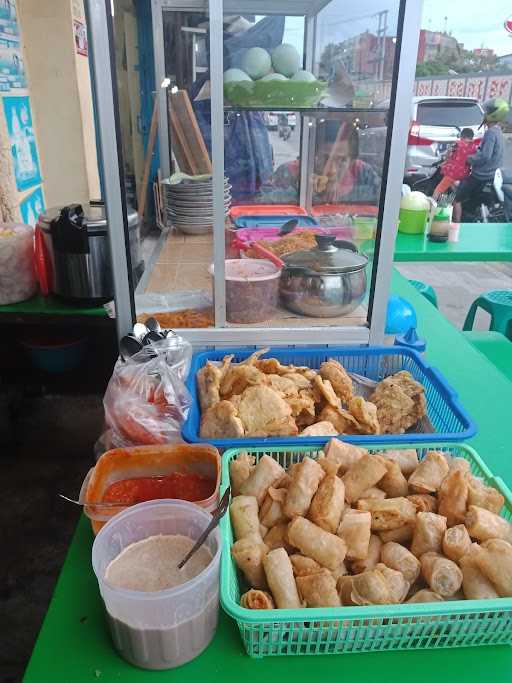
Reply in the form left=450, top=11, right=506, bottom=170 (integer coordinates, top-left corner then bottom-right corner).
left=87, top=0, right=422, bottom=347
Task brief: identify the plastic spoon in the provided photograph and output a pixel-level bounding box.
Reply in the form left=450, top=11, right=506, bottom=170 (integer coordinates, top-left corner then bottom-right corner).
left=178, top=487, right=231, bottom=570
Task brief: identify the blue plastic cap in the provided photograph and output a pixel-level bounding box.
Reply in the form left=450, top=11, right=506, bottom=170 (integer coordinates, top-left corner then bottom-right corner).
left=385, top=296, right=417, bottom=334
left=394, top=327, right=427, bottom=353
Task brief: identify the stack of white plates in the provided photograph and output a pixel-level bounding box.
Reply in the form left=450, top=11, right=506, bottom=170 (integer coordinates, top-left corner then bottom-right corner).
left=162, top=176, right=231, bottom=235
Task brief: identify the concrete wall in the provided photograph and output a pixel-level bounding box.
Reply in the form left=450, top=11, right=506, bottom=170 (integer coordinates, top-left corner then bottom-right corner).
left=17, top=0, right=99, bottom=207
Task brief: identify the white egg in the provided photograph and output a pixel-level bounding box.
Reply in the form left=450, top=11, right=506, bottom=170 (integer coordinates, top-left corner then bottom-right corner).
left=291, top=70, right=316, bottom=82
left=271, top=43, right=301, bottom=77
left=223, top=68, right=251, bottom=83
left=241, top=47, right=272, bottom=80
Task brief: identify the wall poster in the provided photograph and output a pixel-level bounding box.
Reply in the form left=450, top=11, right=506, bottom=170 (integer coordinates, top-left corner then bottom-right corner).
left=3, top=95, right=42, bottom=191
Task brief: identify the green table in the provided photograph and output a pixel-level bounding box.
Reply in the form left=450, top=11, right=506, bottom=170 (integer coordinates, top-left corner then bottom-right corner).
left=393, top=222, right=512, bottom=261
left=24, top=271, right=512, bottom=682
left=0, top=294, right=110, bottom=326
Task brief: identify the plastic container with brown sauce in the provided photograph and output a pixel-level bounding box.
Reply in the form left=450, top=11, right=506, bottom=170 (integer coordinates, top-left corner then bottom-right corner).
left=82, top=444, right=220, bottom=534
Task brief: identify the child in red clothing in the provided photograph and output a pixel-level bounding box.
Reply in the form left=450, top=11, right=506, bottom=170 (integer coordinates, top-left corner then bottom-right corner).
left=433, top=128, right=479, bottom=198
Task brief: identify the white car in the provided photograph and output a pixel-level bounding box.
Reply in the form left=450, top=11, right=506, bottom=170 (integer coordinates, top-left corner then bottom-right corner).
left=405, top=96, right=484, bottom=184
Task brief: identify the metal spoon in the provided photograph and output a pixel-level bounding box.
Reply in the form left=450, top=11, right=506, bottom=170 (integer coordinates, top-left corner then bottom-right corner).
left=178, top=487, right=231, bottom=570
left=133, top=322, right=148, bottom=340
left=58, top=494, right=129, bottom=508
left=145, top=317, right=161, bottom=333
left=278, top=218, right=298, bottom=236
left=119, top=334, right=143, bottom=360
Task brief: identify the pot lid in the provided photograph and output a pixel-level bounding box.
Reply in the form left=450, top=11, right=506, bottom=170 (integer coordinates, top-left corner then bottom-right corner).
left=282, top=235, right=368, bottom=274
left=39, top=200, right=138, bottom=232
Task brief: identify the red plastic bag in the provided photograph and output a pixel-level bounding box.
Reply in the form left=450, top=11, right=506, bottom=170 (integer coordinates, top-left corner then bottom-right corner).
left=97, top=335, right=192, bottom=453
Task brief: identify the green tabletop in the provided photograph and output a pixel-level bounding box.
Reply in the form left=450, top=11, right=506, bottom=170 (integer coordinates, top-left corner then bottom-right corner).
left=24, top=271, right=512, bottom=682
left=0, top=293, right=108, bottom=316
left=393, top=222, right=512, bottom=261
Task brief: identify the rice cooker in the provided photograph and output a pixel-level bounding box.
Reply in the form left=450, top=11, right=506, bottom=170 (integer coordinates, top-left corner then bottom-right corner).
left=38, top=201, right=142, bottom=305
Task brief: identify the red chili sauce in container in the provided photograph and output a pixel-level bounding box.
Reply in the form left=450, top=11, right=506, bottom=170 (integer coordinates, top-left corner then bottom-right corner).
left=83, top=444, right=220, bottom=534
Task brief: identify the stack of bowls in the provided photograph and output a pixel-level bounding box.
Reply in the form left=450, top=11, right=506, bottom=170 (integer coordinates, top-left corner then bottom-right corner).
left=163, top=176, right=231, bottom=235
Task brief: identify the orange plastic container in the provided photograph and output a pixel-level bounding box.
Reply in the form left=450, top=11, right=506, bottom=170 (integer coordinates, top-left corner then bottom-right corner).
left=229, top=204, right=307, bottom=218
left=82, top=444, right=220, bottom=534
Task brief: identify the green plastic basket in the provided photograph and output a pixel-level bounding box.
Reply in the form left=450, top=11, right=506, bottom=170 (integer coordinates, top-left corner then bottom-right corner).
left=224, top=79, right=327, bottom=108
left=220, top=443, right=512, bottom=658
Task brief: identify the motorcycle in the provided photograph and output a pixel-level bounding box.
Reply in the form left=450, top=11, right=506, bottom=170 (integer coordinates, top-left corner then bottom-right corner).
left=412, top=162, right=506, bottom=223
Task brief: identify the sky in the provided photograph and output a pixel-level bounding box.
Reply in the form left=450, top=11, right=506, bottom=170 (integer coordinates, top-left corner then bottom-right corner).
left=422, top=0, right=512, bottom=55
left=279, top=1, right=512, bottom=58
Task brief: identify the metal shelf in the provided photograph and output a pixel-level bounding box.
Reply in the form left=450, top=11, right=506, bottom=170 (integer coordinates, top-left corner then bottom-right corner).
left=224, top=106, right=389, bottom=114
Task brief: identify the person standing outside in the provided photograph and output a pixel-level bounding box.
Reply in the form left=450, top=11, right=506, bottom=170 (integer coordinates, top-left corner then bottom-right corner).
left=452, top=97, right=509, bottom=222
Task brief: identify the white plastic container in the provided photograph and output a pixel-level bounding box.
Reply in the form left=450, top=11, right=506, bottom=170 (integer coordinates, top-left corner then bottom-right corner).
left=209, top=258, right=280, bottom=323
left=0, top=223, right=36, bottom=304
left=92, top=499, right=221, bottom=670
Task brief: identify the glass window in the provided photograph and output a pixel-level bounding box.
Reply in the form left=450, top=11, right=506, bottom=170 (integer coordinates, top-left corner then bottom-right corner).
left=416, top=102, right=483, bottom=127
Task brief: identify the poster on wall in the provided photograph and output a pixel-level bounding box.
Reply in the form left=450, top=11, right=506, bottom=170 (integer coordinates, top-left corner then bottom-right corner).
left=20, top=186, right=45, bottom=226
left=0, top=0, right=27, bottom=92
left=3, top=96, right=42, bottom=191
left=73, top=19, right=88, bottom=56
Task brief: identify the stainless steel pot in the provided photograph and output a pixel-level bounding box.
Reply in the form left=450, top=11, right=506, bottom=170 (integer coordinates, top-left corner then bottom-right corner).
left=279, top=235, right=368, bottom=318
left=38, top=201, right=141, bottom=304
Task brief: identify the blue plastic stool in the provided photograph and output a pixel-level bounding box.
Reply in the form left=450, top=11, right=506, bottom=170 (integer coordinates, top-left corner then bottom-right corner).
left=463, top=290, right=512, bottom=341
left=408, top=279, right=438, bottom=308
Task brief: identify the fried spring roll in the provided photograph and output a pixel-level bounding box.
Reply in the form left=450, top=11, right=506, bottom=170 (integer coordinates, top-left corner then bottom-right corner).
left=289, top=554, right=323, bottom=577
left=337, top=575, right=357, bottom=605
left=375, top=563, right=410, bottom=603
left=337, top=509, right=372, bottom=561
left=379, top=460, right=409, bottom=498
left=342, top=454, right=387, bottom=504
left=231, top=533, right=269, bottom=589
left=357, top=497, right=417, bottom=531
left=309, top=473, right=345, bottom=533
left=350, top=534, right=382, bottom=574
left=420, top=552, right=463, bottom=597
left=407, top=494, right=438, bottom=513
left=465, top=505, right=512, bottom=543
left=230, top=496, right=261, bottom=541
left=259, top=487, right=287, bottom=528
left=381, top=541, right=421, bottom=583
left=378, top=523, right=415, bottom=544
left=264, top=523, right=296, bottom=553
left=240, top=589, right=275, bottom=609
left=472, top=539, right=512, bottom=597
left=406, top=589, right=444, bottom=603
left=442, top=525, right=472, bottom=563
left=263, top=548, right=302, bottom=608
left=351, top=568, right=391, bottom=605
left=240, top=454, right=286, bottom=504
left=283, top=456, right=325, bottom=518
left=459, top=548, right=499, bottom=600
left=467, top=478, right=505, bottom=515
left=324, top=438, right=367, bottom=474
left=410, top=512, right=447, bottom=557
left=359, top=487, right=387, bottom=501
left=379, top=449, right=419, bottom=476
left=287, top=516, right=347, bottom=571
left=438, top=469, right=468, bottom=527
left=408, top=451, right=450, bottom=494
left=296, top=569, right=341, bottom=607
left=230, top=453, right=255, bottom=496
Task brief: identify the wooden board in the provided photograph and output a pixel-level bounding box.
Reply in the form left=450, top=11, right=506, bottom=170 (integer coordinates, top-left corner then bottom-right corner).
left=168, top=89, right=212, bottom=175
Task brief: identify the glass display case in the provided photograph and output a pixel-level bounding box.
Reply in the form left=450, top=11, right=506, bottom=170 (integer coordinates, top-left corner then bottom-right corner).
left=86, top=0, right=422, bottom=345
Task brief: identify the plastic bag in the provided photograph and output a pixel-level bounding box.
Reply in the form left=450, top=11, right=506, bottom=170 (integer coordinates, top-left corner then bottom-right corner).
left=96, top=334, right=193, bottom=454
left=0, top=223, right=37, bottom=304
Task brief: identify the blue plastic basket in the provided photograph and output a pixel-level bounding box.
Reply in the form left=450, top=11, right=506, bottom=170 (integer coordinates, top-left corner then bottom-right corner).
left=233, top=215, right=319, bottom=229
left=182, top=345, right=476, bottom=448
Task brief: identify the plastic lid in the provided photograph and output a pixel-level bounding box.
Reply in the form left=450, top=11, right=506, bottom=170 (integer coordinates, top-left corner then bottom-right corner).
left=282, top=234, right=368, bottom=274
left=39, top=201, right=138, bottom=232
left=394, top=327, right=426, bottom=353
left=210, top=259, right=280, bottom=282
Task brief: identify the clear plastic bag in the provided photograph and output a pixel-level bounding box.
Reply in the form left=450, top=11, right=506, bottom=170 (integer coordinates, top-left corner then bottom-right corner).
left=0, top=223, right=37, bottom=305
left=96, top=334, right=193, bottom=454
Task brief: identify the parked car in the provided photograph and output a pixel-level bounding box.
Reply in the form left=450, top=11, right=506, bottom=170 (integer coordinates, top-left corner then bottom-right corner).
left=264, top=111, right=296, bottom=131
left=404, top=96, right=484, bottom=185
